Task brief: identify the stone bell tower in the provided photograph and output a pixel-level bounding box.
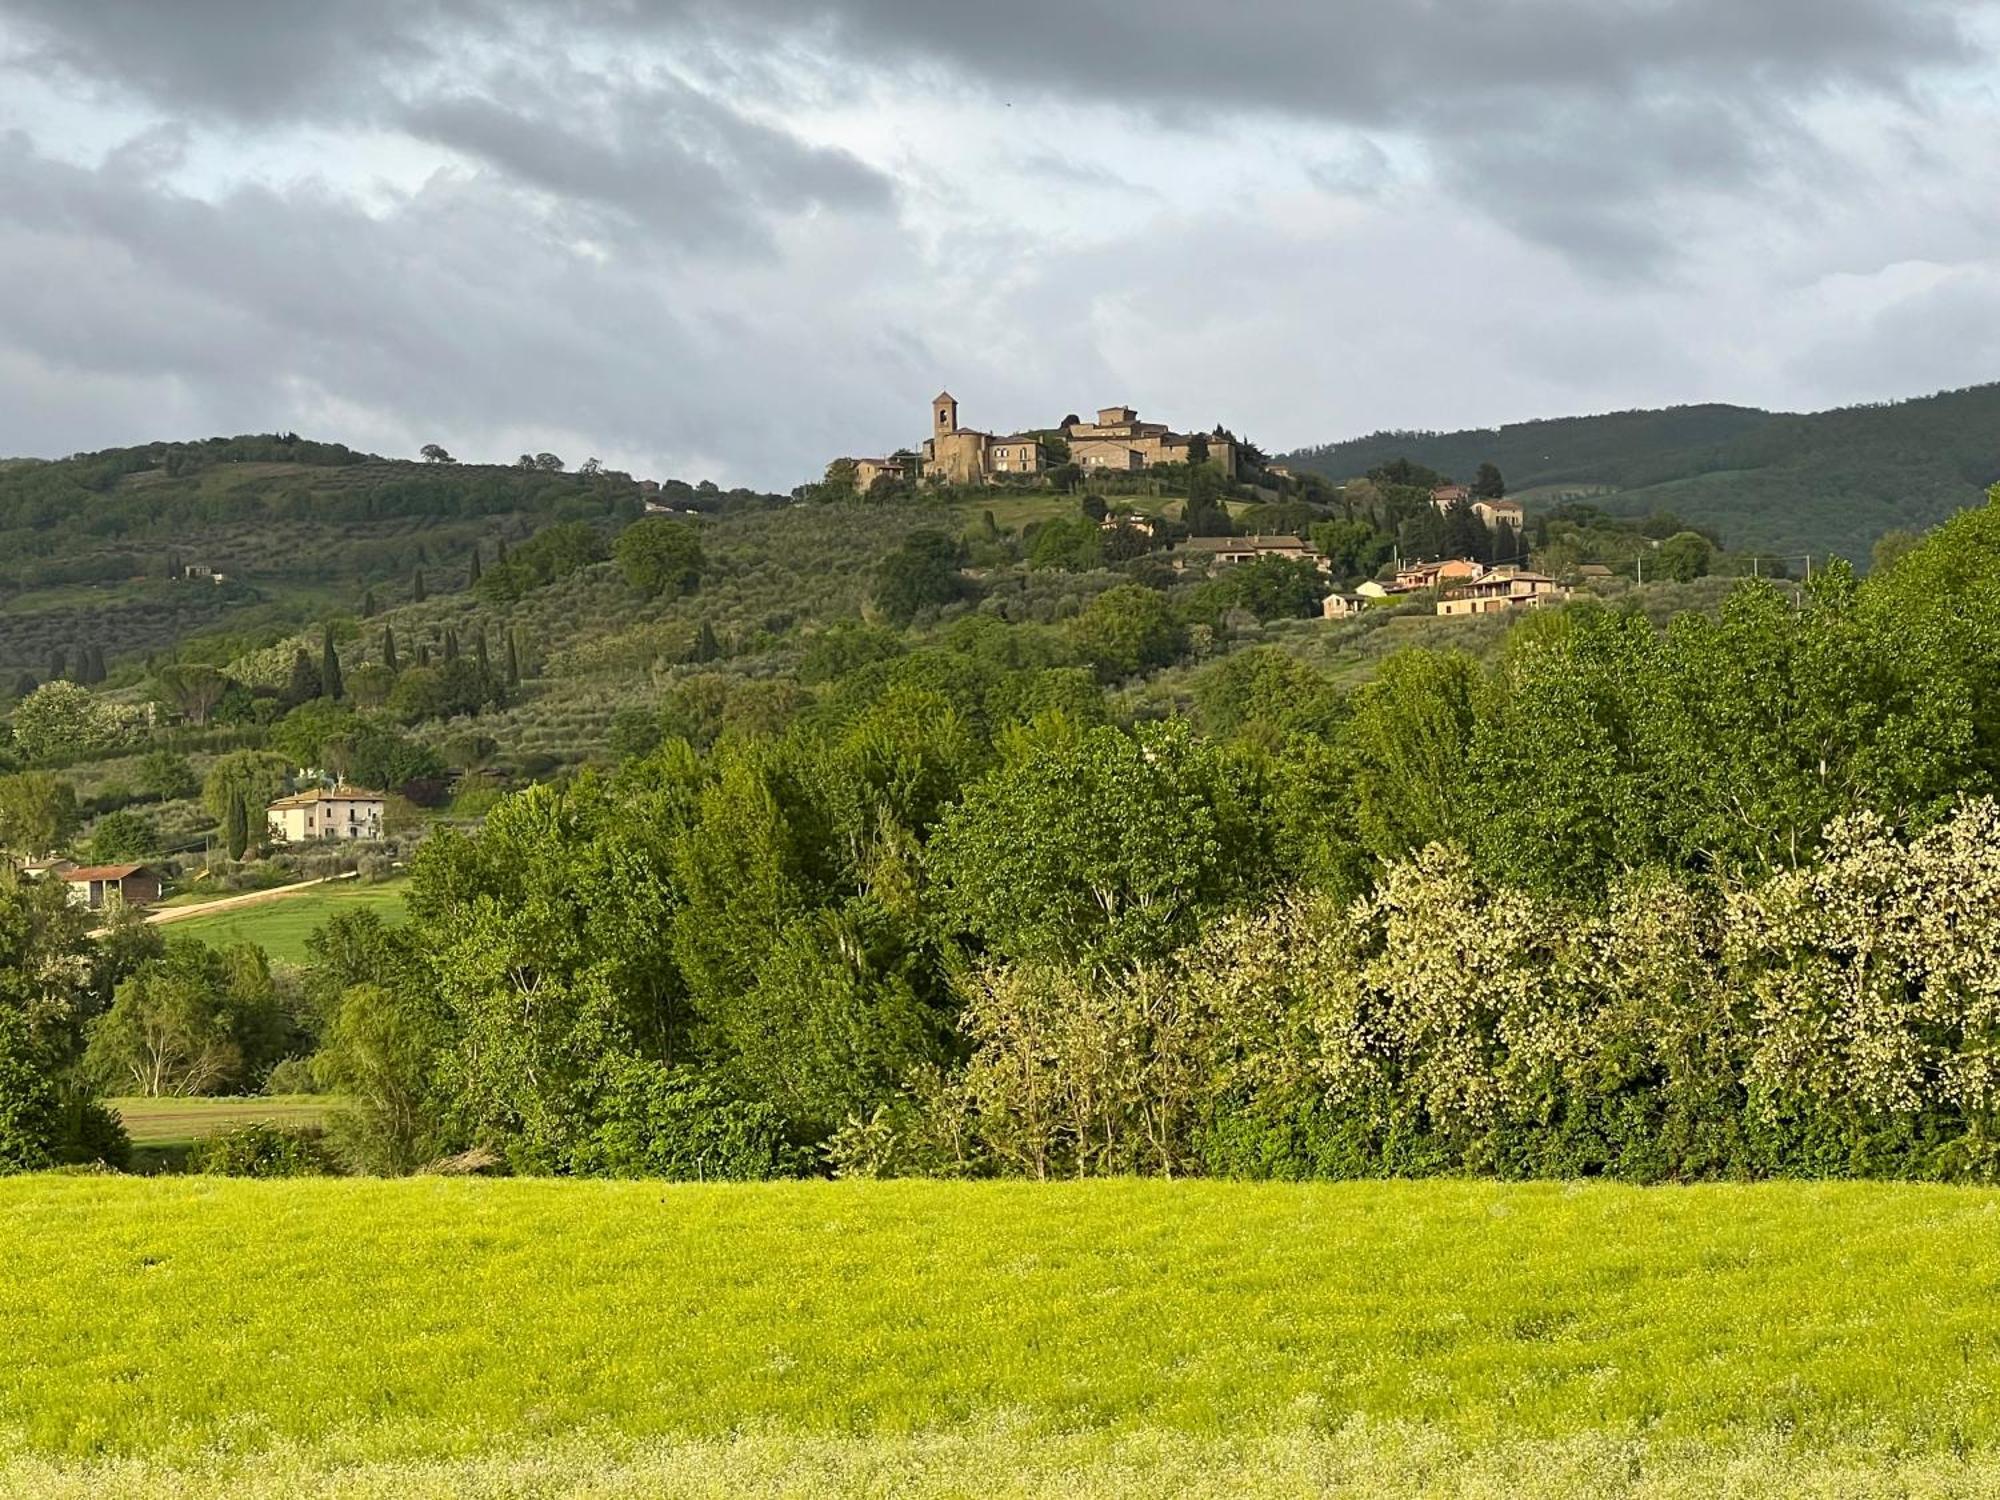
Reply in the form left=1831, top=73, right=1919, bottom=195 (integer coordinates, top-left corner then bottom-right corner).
left=933, top=390, right=959, bottom=435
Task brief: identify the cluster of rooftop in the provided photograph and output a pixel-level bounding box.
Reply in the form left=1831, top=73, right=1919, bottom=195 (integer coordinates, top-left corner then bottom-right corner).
left=845, top=393, right=1256, bottom=491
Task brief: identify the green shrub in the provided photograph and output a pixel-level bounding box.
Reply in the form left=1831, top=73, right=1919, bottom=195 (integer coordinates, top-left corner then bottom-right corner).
left=262, top=1057, right=322, bottom=1096
left=188, top=1122, right=340, bottom=1177
left=567, top=1059, right=812, bottom=1180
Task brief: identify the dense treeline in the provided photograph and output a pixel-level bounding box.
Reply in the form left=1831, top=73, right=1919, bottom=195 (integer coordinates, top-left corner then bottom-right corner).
left=138, top=492, right=2000, bottom=1182
left=1283, top=382, right=2000, bottom=563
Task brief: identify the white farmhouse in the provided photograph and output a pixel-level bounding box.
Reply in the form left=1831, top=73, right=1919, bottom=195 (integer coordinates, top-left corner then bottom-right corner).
left=267, top=784, right=387, bottom=843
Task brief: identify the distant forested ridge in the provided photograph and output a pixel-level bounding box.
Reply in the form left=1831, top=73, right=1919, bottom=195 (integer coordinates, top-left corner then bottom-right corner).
left=1281, top=382, right=2000, bottom=564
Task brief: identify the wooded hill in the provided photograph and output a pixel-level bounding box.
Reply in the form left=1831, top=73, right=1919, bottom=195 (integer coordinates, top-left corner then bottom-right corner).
left=0, top=434, right=775, bottom=674
left=1280, top=381, right=2000, bottom=564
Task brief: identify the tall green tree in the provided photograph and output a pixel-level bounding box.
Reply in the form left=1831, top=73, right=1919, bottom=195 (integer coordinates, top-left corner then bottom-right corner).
left=615, top=518, right=706, bottom=599
left=225, top=788, right=250, bottom=861
left=320, top=625, right=344, bottom=701
left=0, top=772, right=81, bottom=857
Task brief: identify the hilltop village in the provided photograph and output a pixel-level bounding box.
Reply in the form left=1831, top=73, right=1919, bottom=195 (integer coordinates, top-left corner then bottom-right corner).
left=831, top=391, right=1590, bottom=620
left=839, top=393, right=1263, bottom=492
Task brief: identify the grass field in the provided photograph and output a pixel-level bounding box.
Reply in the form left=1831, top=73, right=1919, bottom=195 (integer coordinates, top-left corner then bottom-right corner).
left=110, top=1094, right=330, bottom=1147
left=163, top=878, right=409, bottom=962
left=3, top=1178, right=1999, bottom=1496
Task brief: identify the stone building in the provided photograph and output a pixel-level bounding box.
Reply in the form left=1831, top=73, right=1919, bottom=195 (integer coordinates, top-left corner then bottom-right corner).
left=850, top=456, right=912, bottom=493
left=1066, top=406, right=1241, bottom=478
left=844, top=391, right=1256, bottom=490
left=921, top=393, right=1049, bottom=484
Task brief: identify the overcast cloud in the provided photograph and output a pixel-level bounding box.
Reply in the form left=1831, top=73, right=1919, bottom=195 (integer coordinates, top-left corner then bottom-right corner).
left=0, top=1, right=1996, bottom=487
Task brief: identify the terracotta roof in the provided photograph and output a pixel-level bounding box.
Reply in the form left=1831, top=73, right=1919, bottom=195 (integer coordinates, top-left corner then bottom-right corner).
left=267, top=784, right=387, bottom=810
left=1181, top=534, right=1311, bottom=551
left=64, top=864, right=152, bottom=882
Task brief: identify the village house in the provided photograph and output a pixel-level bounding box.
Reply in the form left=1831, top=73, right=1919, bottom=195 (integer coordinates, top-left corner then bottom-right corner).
left=1099, top=511, right=1161, bottom=537
left=1174, top=535, right=1326, bottom=572
left=1431, top=485, right=1525, bottom=536
left=1435, top=568, right=1569, bottom=616
left=1321, top=591, right=1368, bottom=619
left=267, top=784, right=387, bottom=843
left=62, top=864, right=163, bottom=911
left=850, top=455, right=913, bottom=493
left=19, top=856, right=78, bottom=881
left=1393, top=557, right=1486, bottom=592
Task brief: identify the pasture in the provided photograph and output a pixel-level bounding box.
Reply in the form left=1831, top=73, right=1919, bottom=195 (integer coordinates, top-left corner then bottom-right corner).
left=2, top=1178, right=1997, bottom=1495
left=161, top=878, right=409, bottom=962
left=111, top=1094, right=330, bottom=1147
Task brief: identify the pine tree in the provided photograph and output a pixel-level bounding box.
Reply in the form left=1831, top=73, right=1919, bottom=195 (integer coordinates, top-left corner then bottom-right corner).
left=412, top=568, right=427, bottom=603
left=504, top=631, right=521, bottom=688
left=382, top=626, right=399, bottom=673
left=225, top=788, right=249, bottom=861
left=443, top=627, right=460, bottom=664
left=320, top=625, right=344, bottom=700
left=467, top=549, right=483, bottom=588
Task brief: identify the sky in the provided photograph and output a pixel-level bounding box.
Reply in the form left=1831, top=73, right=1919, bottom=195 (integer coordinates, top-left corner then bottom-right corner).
left=1, top=1, right=1997, bottom=491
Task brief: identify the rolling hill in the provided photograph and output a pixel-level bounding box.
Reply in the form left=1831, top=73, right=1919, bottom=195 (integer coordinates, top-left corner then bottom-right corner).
left=1280, top=381, right=2000, bottom=564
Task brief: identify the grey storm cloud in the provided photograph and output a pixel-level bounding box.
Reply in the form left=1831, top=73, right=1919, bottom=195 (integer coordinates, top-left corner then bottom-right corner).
left=1, top=0, right=1977, bottom=265
left=400, top=77, right=892, bottom=255
left=0, top=0, right=1994, bottom=485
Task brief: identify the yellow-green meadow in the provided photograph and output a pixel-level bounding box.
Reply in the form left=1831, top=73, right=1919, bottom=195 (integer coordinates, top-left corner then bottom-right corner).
left=4, top=1177, right=1998, bottom=1495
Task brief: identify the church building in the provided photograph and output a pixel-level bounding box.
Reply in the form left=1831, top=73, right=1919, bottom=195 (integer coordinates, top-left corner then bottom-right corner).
left=920, top=392, right=1050, bottom=484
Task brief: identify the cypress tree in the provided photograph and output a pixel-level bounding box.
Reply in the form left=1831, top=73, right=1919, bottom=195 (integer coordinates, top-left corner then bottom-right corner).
left=467, top=549, right=483, bottom=588
left=361, top=589, right=377, bottom=619
left=504, top=631, right=521, bottom=688
left=46, top=648, right=66, bottom=682
left=690, top=620, right=720, bottom=663
left=416, top=642, right=431, bottom=670
left=382, top=626, right=399, bottom=673
left=412, top=568, right=427, bottom=603
left=496, top=536, right=509, bottom=564
left=225, top=788, right=249, bottom=861
left=474, top=630, right=490, bottom=677
left=320, top=625, right=344, bottom=700
left=443, top=627, right=460, bottom=664
left=286, top=648, right=321, bottom=706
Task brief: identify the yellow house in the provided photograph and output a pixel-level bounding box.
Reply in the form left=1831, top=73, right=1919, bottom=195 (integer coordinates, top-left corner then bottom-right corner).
left=267, top=784, right=387, bottom=843
left=1435, top=570, right=1569, bottom=616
